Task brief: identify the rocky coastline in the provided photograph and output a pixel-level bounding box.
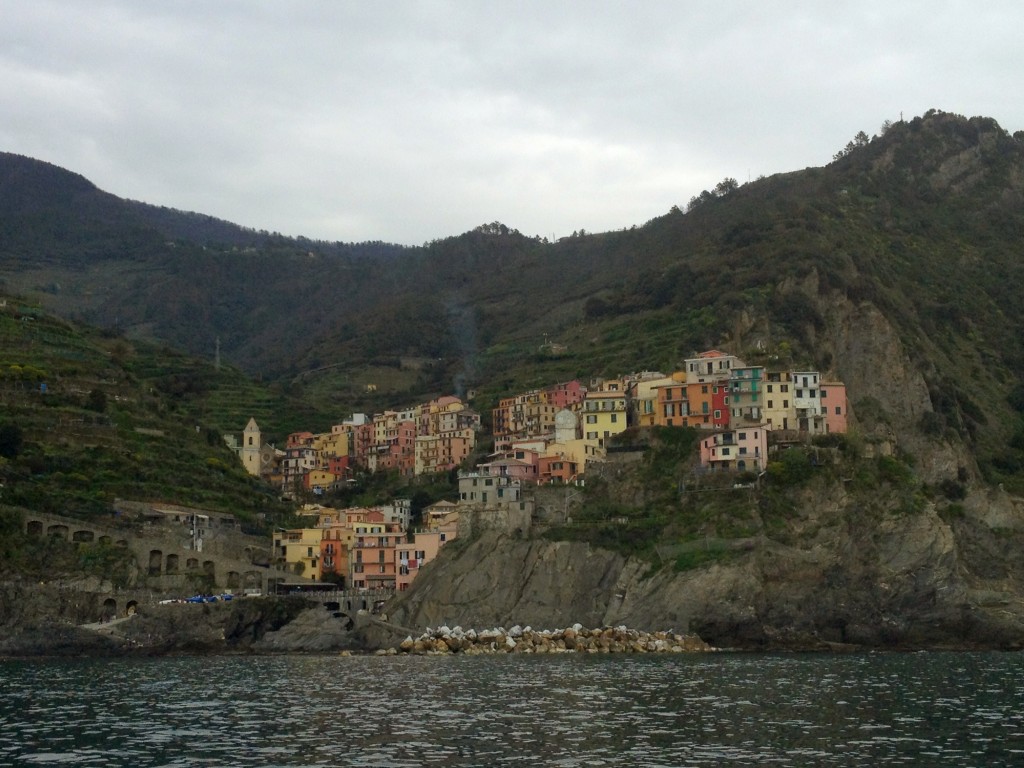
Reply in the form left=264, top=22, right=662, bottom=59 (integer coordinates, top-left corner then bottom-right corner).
left=393, top=623, right=712, bottom=655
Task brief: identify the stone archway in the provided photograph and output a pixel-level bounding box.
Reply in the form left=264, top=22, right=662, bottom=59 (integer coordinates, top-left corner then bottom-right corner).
left=47, top=524, right=69, bottom=540
left=148, top=550, right=163, bottom=576
left=26, top=520, right=43, bottom=537
left=101, top=598, right=117, bottom=620
left=166, top=554, right=179, bottom=574
left=126, top=600, right=139, bottom=615
left=187, top=558, right=199, bottom=571
left=73, top=529, right=95, bottom=543
left=226, top=571, right=241, bottom=590
left=203, top=561, right=216, bottom=579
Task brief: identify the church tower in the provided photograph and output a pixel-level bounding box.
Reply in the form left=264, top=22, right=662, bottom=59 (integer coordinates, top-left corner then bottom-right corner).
left=241, top=417, right=261, bottom=476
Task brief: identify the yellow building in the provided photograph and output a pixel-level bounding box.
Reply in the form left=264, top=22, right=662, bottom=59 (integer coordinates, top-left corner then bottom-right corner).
left=272, top=527, right=324, bottom=580
left=633, top=374, right=678, bottom=427
left=582, top=392, right=628, bottom=447
left=763, top=371, right=796, bottom=431
left=313, top=431, right=349, bottom=464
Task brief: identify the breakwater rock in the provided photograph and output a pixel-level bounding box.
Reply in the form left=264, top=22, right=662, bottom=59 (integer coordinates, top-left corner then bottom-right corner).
left=396, top=623, right=712, bottom=655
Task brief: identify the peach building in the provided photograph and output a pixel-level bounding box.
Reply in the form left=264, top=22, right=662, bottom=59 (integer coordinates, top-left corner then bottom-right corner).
left=821, top=382, right=849, bottom=434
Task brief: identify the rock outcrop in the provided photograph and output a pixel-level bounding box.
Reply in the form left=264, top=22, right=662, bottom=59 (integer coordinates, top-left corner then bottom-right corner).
left=383, top=486, right=1024, bottom=651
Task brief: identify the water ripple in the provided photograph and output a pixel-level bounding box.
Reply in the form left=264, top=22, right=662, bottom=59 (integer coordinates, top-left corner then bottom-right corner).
left=3, top=653, right=1024, bottom=765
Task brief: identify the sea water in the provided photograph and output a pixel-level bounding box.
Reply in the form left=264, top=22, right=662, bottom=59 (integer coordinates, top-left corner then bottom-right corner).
left=2, top=652, right=1023, bottom=766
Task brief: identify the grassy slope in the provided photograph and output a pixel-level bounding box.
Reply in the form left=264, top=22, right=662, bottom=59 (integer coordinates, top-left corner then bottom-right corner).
left=0, top=300, right=325, bottom=528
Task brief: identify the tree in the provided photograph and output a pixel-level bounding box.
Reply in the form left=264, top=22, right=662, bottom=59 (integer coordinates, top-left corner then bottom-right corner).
left=0, top=423, right=23, bottom=459
left=86, top=388, right=107, bottom=413
left=714, top=177, right=739, bottom=197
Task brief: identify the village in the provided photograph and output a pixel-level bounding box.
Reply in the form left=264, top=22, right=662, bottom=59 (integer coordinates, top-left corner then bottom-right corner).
left=226, top=349, right=848, bottom=592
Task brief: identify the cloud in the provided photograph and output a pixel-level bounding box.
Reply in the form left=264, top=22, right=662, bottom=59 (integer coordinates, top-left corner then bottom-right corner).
left=2, top=1, right=1022, bottom=244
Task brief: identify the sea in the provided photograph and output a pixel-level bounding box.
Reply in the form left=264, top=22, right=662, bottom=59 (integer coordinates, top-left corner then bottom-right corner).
left=2, top=651, right=1023, bottom=766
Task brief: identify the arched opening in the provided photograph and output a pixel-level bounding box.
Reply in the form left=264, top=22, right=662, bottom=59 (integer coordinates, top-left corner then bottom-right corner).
left=737, top=460, right=747, bottom=470
left=73, top=529, right=95, bottom=543
left=148, top=550, right=163, bottom=576
left=244, top=571, right=260, bottom=589
left=116, top=540, right=129, bottom=548
left=126, top=600, right=139, bottom=615
left=226, top=571, right=241, bottom=589
left=187, top=558, right=199, bottom=570
left=203, top=561, right=216, bottom=578
left=99, top=535, right=111, bottom=546
left=165, top=554, right=179, bottom=574
left=47, top=524, right=69, bottom=540
left=26, top=520, right=43, bottom=537
left=102, top=598, right=117, bottom=620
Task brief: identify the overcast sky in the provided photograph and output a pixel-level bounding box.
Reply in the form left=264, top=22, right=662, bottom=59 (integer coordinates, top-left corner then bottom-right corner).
left=2, top=2, right=1021, bottom=245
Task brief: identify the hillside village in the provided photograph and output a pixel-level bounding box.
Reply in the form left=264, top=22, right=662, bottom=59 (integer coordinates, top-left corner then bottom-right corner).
left=235, top=349, right=849, bottom=592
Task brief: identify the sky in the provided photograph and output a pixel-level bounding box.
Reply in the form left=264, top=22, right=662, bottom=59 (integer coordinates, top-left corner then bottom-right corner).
left=2, top=1, right=1022, bottom=246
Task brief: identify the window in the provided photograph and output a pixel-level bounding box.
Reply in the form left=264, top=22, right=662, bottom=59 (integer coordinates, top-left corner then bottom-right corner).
left=835, top=406, right=842, bottom=415
left=701, top=385, right=709, bottom=394
left=721, top=447, right=730, bottom=456
left=610, top=413, right=617, bottom=423
left=809, top=389, right=816, bottom=398
left=821, top=389, right=828, bottom=399
left=768, top=400, right=774, bottom=409
left=739, top=446, right=747, bottom=455
left=783, top=400, right=789, bottom=408
left=586, top=414, right=597, bottom=424
left=739, top=432, right=746, bottom=439
left=713, top=410, right=721, bottom=419
left=781, top=384, right=789, bottom=393
left=796, top=389, right=804, bottom=398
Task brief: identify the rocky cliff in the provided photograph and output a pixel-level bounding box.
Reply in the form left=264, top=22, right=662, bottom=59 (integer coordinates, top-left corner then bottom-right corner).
left=383, top=485, right=1024, bottom=651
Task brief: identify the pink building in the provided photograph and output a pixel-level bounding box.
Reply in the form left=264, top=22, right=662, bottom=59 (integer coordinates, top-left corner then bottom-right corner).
left=477, top=456, right=538, bottom=482
left=699, top=427, right=768, bottom=472
left=821, top=382, right=849, bottom=434
left=395, top=523, right=457, bottom=591
left=545, top=380, right=587, bottom=409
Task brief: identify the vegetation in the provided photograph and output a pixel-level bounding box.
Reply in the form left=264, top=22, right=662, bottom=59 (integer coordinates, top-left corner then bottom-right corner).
left=0, top=302, right=306, bottom=529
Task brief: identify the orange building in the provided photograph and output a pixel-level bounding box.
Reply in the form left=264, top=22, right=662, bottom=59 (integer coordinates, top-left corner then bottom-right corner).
left=350, top=511, right=402, bottom=591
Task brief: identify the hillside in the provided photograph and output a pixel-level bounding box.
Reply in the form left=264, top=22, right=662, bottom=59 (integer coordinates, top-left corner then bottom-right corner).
left=4, top=110, right=1024, bottom=490
left=0, top=298, right=323, bottom=529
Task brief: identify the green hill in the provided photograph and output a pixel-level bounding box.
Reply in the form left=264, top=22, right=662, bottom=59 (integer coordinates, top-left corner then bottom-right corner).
left=0, top=299, right=327, bottom=527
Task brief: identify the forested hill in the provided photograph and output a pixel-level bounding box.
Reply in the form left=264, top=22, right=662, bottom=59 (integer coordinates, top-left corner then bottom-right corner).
left=3, top=111, right=1024, bottom=488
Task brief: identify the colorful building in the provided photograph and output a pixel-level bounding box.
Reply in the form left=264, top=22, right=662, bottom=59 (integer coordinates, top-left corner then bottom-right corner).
left=582, top=391, right=628, bottom=446
left=763, top=371, right=795, bottom=431
left=699, top=427, right=768, bottom=472
left=821, top=381, right=849, bottom=434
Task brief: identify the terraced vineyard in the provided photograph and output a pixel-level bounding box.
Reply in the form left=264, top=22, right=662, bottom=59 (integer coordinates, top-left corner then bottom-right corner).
left=0, top=298, right=322, bottom=528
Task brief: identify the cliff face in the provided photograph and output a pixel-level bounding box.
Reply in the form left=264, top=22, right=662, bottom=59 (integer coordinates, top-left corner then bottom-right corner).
left=386, top=491, right=1024, bottom=651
